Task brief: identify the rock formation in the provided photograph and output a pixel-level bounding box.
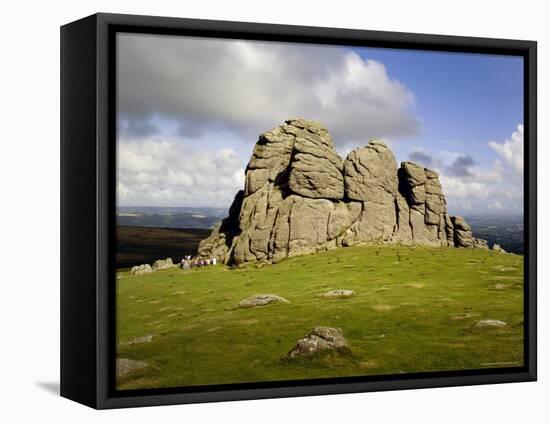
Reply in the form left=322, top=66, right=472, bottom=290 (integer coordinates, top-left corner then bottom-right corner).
left=198, top=119, right=486, bottom=265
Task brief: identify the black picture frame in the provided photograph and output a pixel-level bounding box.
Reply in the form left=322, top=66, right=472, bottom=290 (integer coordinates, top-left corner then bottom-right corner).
left=60, top=12, right=537, bottom=409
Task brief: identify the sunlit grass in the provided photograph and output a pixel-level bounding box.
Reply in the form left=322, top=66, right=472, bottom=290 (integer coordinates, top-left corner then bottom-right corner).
left=116, top=245, right=524, bottom=390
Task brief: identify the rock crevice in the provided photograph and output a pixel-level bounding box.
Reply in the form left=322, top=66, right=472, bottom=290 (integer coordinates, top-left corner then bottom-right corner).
left=198, top=119, right=487, bottom=264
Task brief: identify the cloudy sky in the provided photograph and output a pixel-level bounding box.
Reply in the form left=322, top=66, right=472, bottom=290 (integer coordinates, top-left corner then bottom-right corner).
left=116, top=33, right=524, bottom=216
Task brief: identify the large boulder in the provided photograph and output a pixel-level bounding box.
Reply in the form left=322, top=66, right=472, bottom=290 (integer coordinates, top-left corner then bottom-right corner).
left=230, top=184, right=285, bottom=264
left=391, top=191, right=413, bottom=245
left=287, top=119, right=345, bottom=199
left=344, top=140, right=398, bottom=203
left=327, top=201, right=362, bottom=241
left=341, top=140, right=398, bottom=243
left=287, top=197, right=335, bottom=257
left=396, top=163, right=452, bottom=247
left=244, top=126, right=294, bottom=195
left=196, top=119, right=484, bottom=265
left=451, top=216, right=474, bottom=248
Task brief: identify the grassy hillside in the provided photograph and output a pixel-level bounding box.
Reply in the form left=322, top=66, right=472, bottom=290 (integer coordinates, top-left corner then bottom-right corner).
left=116, top=226, right=210, bottom=269
left=116, top=244, right=524, bottom=390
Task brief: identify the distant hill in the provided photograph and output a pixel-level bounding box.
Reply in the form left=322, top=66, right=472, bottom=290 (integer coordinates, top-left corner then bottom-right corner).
left=466, top=215, right=524, bottom=254
left=116, top=226, right=210, bottom=269
left=117, top=206, right=226, bottom=229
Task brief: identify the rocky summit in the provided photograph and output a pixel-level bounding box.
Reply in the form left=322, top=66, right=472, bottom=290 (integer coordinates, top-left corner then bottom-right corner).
left=198, top=119, right=487, bottom=265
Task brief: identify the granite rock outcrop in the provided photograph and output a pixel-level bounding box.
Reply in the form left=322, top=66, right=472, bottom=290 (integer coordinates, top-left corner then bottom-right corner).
left=198, top=119, right=486, bottom=265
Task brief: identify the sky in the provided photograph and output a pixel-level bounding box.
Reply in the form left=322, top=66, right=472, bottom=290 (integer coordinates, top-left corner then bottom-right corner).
left=116, top=33, right=524, bottom=216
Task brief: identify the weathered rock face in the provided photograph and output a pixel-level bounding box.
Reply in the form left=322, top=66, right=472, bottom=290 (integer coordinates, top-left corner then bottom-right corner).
left=342, top=140, right=398, bottom=244
left=197, top=119, right=486, bottom=265
left=395, top=163, right=454, bottom=247
left=344, top=139, right=398, bottom=203
left=288, top=120, right=345, bottom=199
left=451, top=216, right=474, bottom=248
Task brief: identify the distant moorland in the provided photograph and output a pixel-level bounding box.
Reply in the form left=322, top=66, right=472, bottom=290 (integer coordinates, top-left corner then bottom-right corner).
left=116, top=206, right=524, bottom=269
left=116, top=226, right=210, bottom=269
left=466, top=215, right=524, bottom=255
left=117, top=206, right=226, bottom=229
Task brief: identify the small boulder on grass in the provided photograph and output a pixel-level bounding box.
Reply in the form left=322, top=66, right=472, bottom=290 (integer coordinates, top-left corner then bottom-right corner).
left=116, top=358, right=148, bottom=379
left=287, top=327, right=348, bottom=358
left=492, top=243, right=507, bottom=253
left=451, top=312, right=477, bottom=321
left=473, top=319, right=507, bottom=329
left=152, top=258, right=177, bottom=271
left=319, top=289, right=355, bottom=298
left=238, top=294, right=289, bottom=308
left=119, top=334, right=155, bottom=347
left=130, top=264, right=153, bottom=275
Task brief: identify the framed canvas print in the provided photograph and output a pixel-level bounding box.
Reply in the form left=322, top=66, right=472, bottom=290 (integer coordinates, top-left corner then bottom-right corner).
left=60, top=13, right=537, bottom=409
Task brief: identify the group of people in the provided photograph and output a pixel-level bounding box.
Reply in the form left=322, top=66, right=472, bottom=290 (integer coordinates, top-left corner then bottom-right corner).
left=179, top=255, right=217, bottom=270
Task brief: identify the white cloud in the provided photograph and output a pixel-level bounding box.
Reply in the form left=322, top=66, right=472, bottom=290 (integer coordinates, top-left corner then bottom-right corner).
left=118, top=34, right=420, bottom=146
left=117, top=137, right=245, bottom=207
left=439, top=174, right=491, bottom=199
left=488, top=124, right=524, bottom=175
left=441, top=156, right=520, bottom=211
left=488, top=201, right=505, bottom=210
left=407, top=126, right=524, bottom=215
left=116, top=34, right=423, bottom=208
left=439, top=160, right=521, bottom=215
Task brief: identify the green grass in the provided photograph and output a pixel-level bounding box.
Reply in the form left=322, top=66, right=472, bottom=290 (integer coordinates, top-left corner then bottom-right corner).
left=116, top=245, right=524, bottom=390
